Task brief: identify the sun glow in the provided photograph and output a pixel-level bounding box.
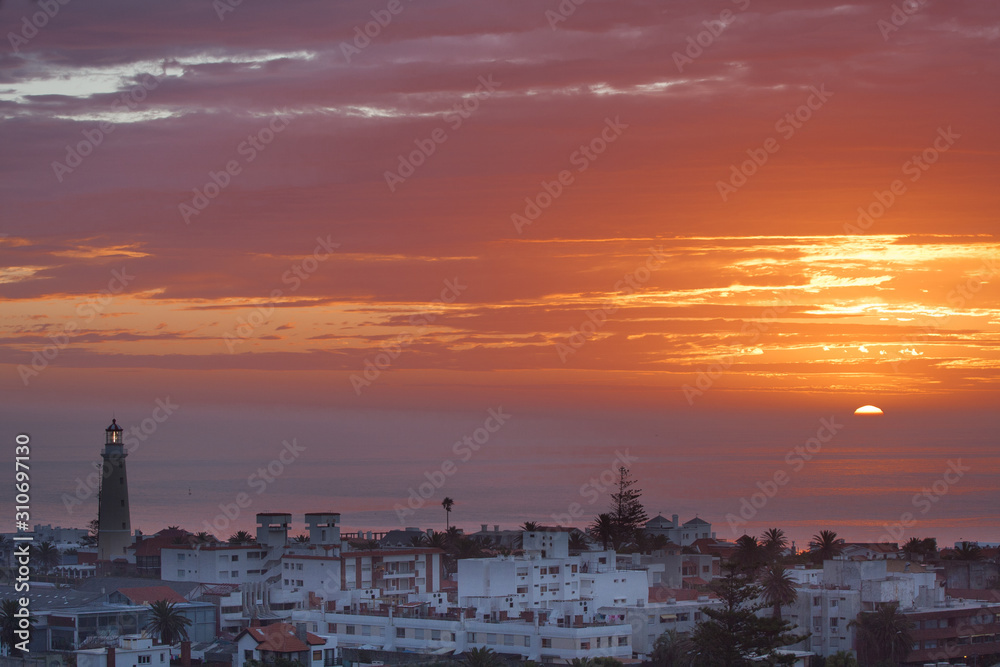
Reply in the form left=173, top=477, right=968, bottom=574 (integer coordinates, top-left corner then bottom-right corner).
left=854, top=405, right=884, bottom=415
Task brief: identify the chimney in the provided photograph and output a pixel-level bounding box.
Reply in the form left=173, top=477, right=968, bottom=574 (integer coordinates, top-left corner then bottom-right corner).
left=106, top=646, right=116, bottom=667
left=481, top=524, right=488, bottom=532
left=493, top=525, right=499, bottom=532
left=181, top=641, right=191, bottom=667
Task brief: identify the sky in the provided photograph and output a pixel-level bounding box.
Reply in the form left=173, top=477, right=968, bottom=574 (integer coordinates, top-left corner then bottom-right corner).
left=1, top=0, right=998, bottom=548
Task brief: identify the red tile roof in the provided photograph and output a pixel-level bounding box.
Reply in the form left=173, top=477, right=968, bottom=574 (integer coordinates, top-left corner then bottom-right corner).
left=241, top=623, right=324, bottom=652
left=117, top=586, right=187, bottom=605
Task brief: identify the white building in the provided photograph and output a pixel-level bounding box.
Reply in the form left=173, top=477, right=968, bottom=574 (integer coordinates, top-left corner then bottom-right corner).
left=601, top=595, right=723, bottom=655
left=76, top=636, right=170, bottom=667
left=644, top=515, right=715, bottom=546
left=235, top=623, right=329, bottom=667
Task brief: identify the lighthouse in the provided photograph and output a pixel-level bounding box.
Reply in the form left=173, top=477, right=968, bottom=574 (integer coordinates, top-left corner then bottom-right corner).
left=97, top=419, right=132, bottom=560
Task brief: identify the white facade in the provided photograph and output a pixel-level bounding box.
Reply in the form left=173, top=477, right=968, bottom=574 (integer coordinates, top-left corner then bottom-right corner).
left=644, top=515, right=715, bottom=546
left=601, top=597, right=724, bottom=655
left=782, top=586, right=860, bottom=658
left=76, top=637, right=169, bottom=667
left=294, top=610, right=632, bottom=662
left=163, top=544, right=272, bottom=584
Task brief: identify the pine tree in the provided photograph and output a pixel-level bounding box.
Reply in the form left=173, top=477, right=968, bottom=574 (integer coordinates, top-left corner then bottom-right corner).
left=689, top=566, right=807, bottom=666
left=609, top=466, right=648, bottom=548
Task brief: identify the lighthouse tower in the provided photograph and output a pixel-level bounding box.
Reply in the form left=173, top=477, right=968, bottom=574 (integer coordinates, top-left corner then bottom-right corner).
left=97, top=419, right=132, bottom=560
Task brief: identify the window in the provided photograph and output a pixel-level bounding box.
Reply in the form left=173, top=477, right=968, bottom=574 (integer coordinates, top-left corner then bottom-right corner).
left=540, top=568, right=547, bottom=575
left=504, top=635, right=514, bottom=646
left=160, top=655, right=164, bottom=662
left=517, top=586, right=528, bottom=594
left=361, top=626, right=371, bottom=637
left=487, top=634, right=497, bottom=645
left=177, top=570, right=185, bottom=577
left=618, top=637, right=628, bottom=646
left=571, top=564, right=578, bottom=573
left=297, top=580, right=304, bottom=586
left=549, top=566, right=559, bottom=574
left=813, top=596, right=821, bottom=606
left=313, top=651, right=321, bottom=660
left=138, top=656, right=151, bottom=665
left=232, top=555, right=239, bottom=562
left=431, top=630, right=441, bottom=641
left=297, top=563, right=304, bottom=571
left=344, top=626, right=355, bottom=635
left=541, top=639, right=552, bottom=648
left=327, top=624, right=336, bottom=633
left=244, top=651, right=253, bottom=661
left=396, top=628, right=405, bottom=639
left=830, top=618, right=839, bottom=630
left=580, top=642, right=590, bottom=650
left=830, top=599, right=838, bottom=608
left=232, top=571, right=239, bottom=577
left=415, top=629, right=424, bottom=640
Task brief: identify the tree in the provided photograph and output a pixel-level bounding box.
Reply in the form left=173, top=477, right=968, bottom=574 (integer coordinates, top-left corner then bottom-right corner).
left=568, top=532, right=590, bottom=554
left=609, top=467, right=648, bottom=547
left=809, top=530, right=845, bottom=562
left=732, top=535, right=765, bottom=578
left=589, top=513, right=616, bottom=550
left=409, top=534, right=427, bottom=547
left=145, top=599, right=192, bottom=644
left=949, top=541, right=983, bottom=561
left=688, top=566, right=807, bottom=666
left=228, top=530, right=255, bottom=545
left=462, top=646, right=503, bottom=667
left=761, top=528, right=788, bottom=561
left=520, top=521, right=539, bottom=531
left=293, top=534, right=309, bottom=543
left=194, top=531, right=214, bottom=544
left=34, top=541, right=61, bottom=573
left=442, top=497, right=455, bottom=530
left=823, top=651, right=859, bottom=667
left=1, top=599, right=36, bottom=656
left=848, top=602, right=913, bottom=666
left=759, top=563, right=798, bottom=620
left=651, top=629, right=694, bottom=666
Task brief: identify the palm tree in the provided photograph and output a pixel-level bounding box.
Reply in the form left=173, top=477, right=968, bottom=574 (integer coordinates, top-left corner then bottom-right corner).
left=849, top=602, right=914, bottom=666
left=568, top=532, right=590, bottom=554
left=409, top=534, right=427, bottom=547
left=293, top=534, right=309, bottom=543
left=520, top=521, right=539, bottom=532
left=589, top=513, right=616, bottom=550
left=425, top=531, right=448, bottom=551
left=145, top=600, right=192, bottom=644
left=462, top=646, right=503, bottom=667
left=34, top=541, right=61, bottom=574
left=442, top=497, right=455, bottom=530
left=732, top=534, right=764, bottom=577
left=228, top=530, right=255, bottom=545
left=901, top=537, right=923, bottom=561
left=194, top=532, right=214, bottom=544
left=760, top=528, right=788, bottom=561
left=651, top=629, right=693, bottom=666
left=363, top=539, right=381, bottom=551
left=950, top=541, right=983, bottom=561
left=809, top=530, right=845, bottom=562
left=759, top=562, right=797, bottom=619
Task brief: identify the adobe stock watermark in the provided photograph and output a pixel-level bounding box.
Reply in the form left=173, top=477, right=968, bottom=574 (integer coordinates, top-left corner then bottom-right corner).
left=338, top=0, right=415, bottom=63
left=671, top=0, right=751, bottom=72
left=61, top=398, right=179, bottom=515
left=682, top=302, right=789, bottom=405
left=179, top=110, right=293, bottom=224
left=877, top=0, right=927, bottom=41
left=17, top=266, right=135, bottom=386
left=717, top=84, right=832, bottom=202
left=555, top=245, right=668, bottom=362
left=384, top=75, right=501, bottom=193
left=545, top=0, right=587, bottom=30
left=393, top=407, right=512, bottom=523
left=877, top=459, right=970, bottom=543
left=511, top=116, right=628, bottom=234
left=7, top=0, right=71, bottom=53
left=845, top=126, right=959, bottom=234
left=52, top=73, right=160, bottom=183
left=350, top=277, right=467, bottom=395
left=222, top=235, right=340, bottom=352
left=550, top=450, right=640, bottom=525
left=726, top=416, right=844, bottom=535
left=203, top=437, right=307, bottom=535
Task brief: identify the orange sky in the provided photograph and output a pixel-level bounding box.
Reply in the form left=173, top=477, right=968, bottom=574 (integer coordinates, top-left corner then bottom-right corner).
left=1, top=0, right=998, bottom=540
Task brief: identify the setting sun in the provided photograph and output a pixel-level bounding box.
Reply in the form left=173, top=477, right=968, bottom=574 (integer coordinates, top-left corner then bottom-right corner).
left=854, top=405, right=885, bottom=415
